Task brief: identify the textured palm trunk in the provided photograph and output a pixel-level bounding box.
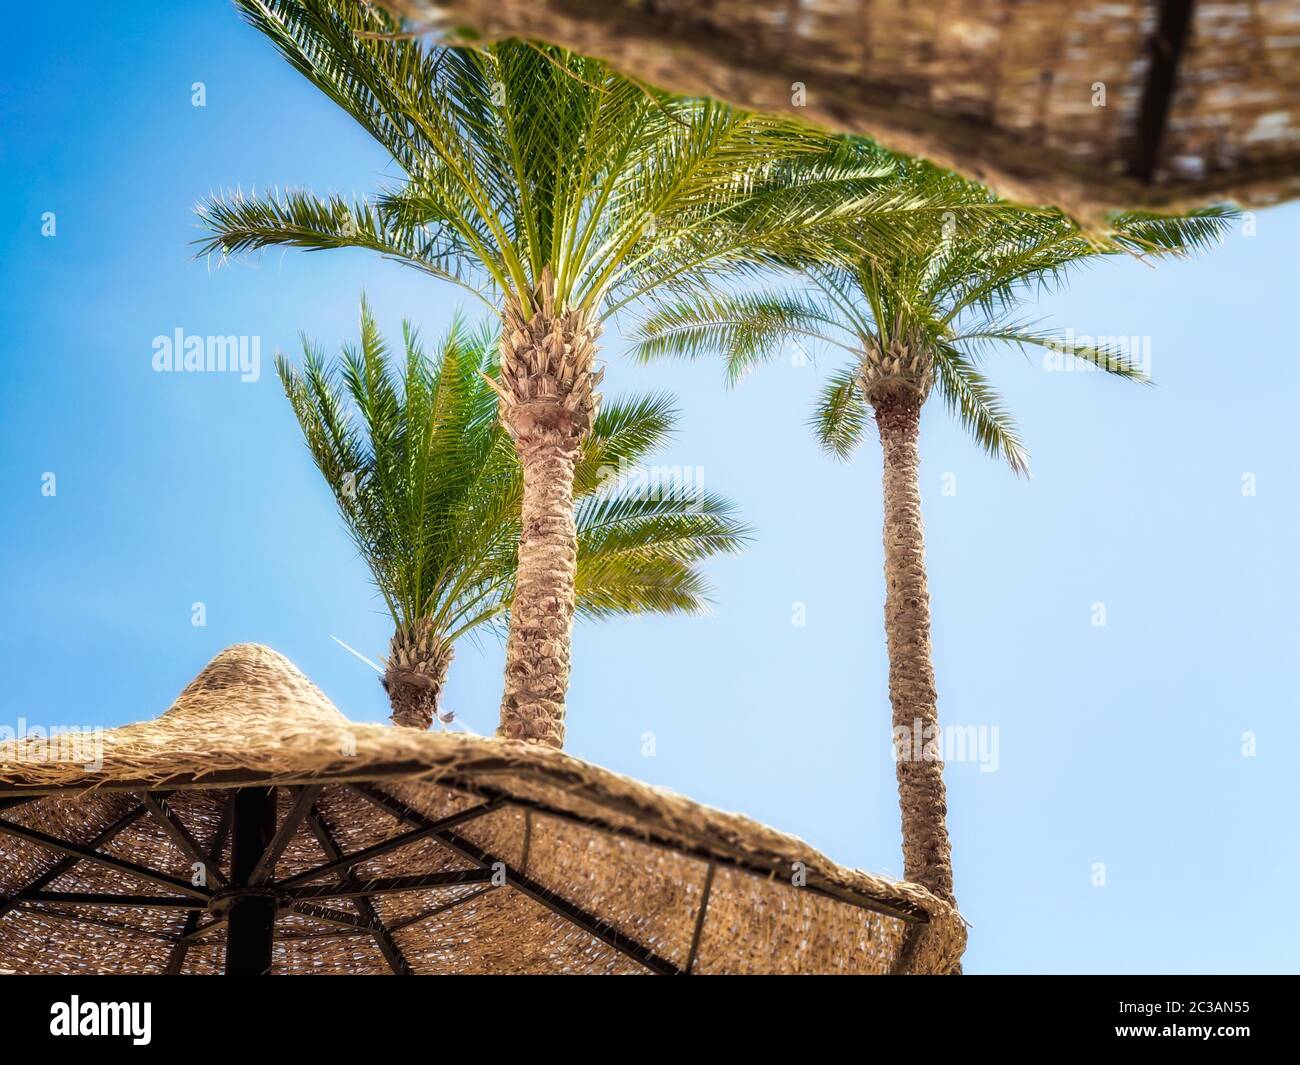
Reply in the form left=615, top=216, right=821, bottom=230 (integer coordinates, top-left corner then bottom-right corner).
left=875, top=396, right=956, bottom=906
left=490, top=270, right=601, bottom=748
left=385, top=620, right=453, bottom=730
left=499, top=435, right=580, bottom=746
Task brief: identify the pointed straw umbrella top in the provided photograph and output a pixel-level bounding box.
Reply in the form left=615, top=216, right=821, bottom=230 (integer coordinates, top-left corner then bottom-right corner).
left=0, top=645, right=964, bottom=974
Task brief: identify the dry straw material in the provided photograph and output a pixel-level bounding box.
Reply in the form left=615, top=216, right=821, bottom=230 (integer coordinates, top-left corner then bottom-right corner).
left=404, top=0, right=1300, bottom=219
left=0, top=645, right=964, bottom=974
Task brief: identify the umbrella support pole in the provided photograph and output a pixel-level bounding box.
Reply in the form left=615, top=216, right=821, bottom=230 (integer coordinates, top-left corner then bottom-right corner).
left=224, top=787, right=278, bottom=976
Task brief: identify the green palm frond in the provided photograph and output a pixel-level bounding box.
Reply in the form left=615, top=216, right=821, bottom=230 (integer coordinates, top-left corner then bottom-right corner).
left=931, top=344, right=1030, bottom=475
left=198, top=2, right=1033, bottom=322
left=574, top=393, right=677, bottom=496
left=632, top=153, right=1228, bottom=473
left=279, top=306, right=748, bottom=646
left=576, top=490, right=749, bottom=618
left=574, top=559, right=711, bottom=618
left=195, top=187, right=488, bottom=299
left=952, top=322, right=1151, bottom=382
left=811, top=365, right=872, bottom=460
left=1102, top=205, right=1239, bottom=257
left=631, top=290, right=856, bottom=384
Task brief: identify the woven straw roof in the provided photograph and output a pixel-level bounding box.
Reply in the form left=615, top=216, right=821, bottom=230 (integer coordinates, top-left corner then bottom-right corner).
left=0, top=645, right=964, bottom=974
left=406, top=0, right=1300, bottom=219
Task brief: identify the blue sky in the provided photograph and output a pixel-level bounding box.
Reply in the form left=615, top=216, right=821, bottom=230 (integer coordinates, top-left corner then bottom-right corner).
left=2, top=1, right=1296, bottom=974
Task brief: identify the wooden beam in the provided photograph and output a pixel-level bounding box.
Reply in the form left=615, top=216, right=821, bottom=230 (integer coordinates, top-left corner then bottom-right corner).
left=283, top=869, right=494, bottom=902
left=208, top=791, right=235, bottom=867
left=1131, top=0, right=1197, bottom=183
left=433, top=779, right=928, bottom=925
left=0, top=760, right=460, bottom=798
left=179, top=916, right=227, bottom=945
left=351, top=784, right=683, bottom=976
left=0, top=771, right=932, bottom=926
left=143, top=793, right=228, bottom=888
left=685, top=862, right=715, bottom=975
left=17, top=904, right=181, bottom=941
left=166, top=913, right=202, bottom=972
left=304, top=808, right=412, bottom=976
left=289, top=902, right=381, bottom=931
left=387, top=885, right=492, bottom=933
left=519, top=809, right=533, bottom=873
left=0, top=817, right=210, bottom=901
left=249, top=785, right=321, bottom=885
left=22, top=891, right=203, bottom=908
left=0, top=804, right=148, bottom=919
left=165, top=793, right=232, bottom=974
left=275, top=929, right=374, bottom=942
left=279, top=798, right=504, bottom=889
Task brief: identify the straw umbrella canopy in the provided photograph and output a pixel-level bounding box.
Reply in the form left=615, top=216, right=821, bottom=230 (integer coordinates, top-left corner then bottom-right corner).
left=0, top=645, right=964, bottom=974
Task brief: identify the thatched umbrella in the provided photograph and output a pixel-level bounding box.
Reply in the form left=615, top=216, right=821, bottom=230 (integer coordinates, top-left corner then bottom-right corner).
left=395, top=0, right=1300, bottom=219
left=0, top=645, right=963, bottom=974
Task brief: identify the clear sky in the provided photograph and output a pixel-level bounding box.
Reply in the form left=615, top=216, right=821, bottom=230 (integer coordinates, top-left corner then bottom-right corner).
left=2, top=1, right=1296, bottom=974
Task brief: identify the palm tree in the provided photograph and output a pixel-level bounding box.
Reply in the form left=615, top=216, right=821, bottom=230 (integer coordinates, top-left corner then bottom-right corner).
left=280, top=301, right=747, bottom=730
left=196, top=1, right=995, bottom=745
left=631, top=162, right=1233, bottom=903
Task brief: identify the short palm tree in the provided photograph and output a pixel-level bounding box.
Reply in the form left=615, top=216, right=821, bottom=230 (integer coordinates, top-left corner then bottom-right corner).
left=280, top=301, right=747, bottom=729
left=632, top=161, right=1233, bottom=903
left=196, top=1, right=999, bottom=745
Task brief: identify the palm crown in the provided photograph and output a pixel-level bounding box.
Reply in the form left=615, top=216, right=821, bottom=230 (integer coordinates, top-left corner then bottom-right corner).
left=199, top=0, right=1008, bottom=746
left=279, top=302, right=747, bottom=727
left=631, top=158, right=1233, bottom=902
left=633, top=158, right=1235, bottom=473
left=195, top=2, right=1009, bottom=320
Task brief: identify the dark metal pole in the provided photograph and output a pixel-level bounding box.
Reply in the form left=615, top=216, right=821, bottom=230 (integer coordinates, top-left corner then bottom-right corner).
left=225, top=787, right=278, bottom=976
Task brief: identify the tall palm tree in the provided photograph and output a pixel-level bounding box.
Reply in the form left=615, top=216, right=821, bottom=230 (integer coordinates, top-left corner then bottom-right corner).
left=280, top=301, right=747, bottom=729
left=631, top=162, right=1233, bottom=903
left=196, top=1, right=996, bottom=745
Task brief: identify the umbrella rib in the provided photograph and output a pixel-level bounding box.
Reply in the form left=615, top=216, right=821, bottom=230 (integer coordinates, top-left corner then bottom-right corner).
left=17, top=904, right=182, bottom=942
left=304, top=806, right=412, bottom=976
left=284, top=870, right=494, bottom=901
left=208, top=792, right=235, bottom=871
left=276, top=929, right=375, bottom=942
left=179, top=915, right=227, bottom=945
left=0, top=815, right=208, bottom=900
left=250, top=785, right=321, bottom=885
left=166, top=793, right=234, bottom=974
left=436, top=778, right=929, bottom=925
left=387, top=885, right=492, bottom=933
left=279, top=797, right=506, bottom=889
left=520, top=809, right=533, bottom=873
left=684, top=862, right=716, bottom=975
left=350, top=784, right=683, bottom=977
left=143, top=793, right=229, bottom=888
left=22, top=891, right=204, bottom=908
left=169, top=913, right=202, bottom=966
left=0, top=803, right=148, bottom=920
left=289, top=901, right=380, bottom=931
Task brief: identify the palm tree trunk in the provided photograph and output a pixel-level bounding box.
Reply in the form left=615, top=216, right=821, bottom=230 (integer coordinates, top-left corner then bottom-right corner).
left=875, top=396, right=956, bottom=905
left=385, top=620, right=453, bottom=729
left=498, top=434, right=580, bottom=746
left=492, top=271, right=601, bottom=747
